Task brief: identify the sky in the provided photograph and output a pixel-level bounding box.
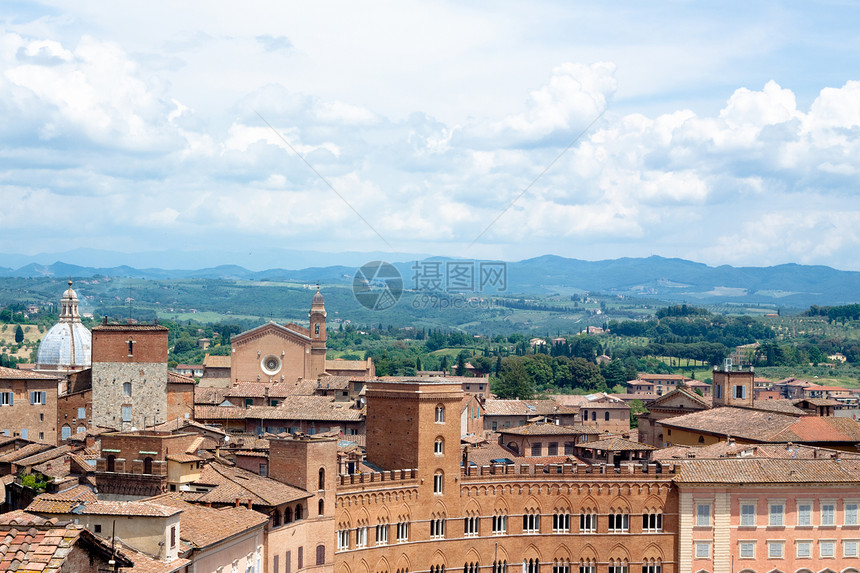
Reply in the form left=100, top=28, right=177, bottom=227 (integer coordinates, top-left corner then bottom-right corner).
left=2, top=1, right=860, bottom=270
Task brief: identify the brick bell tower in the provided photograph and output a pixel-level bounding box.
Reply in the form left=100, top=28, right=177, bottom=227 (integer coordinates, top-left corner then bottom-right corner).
left=308, top=287, right=327, bottom=378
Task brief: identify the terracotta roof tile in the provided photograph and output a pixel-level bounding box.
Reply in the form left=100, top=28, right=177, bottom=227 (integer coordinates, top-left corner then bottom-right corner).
left=498, top=423, right=599, bottom=436
left=0, top=443, right=54, bottom=463
left=167, top=371, right=196, bottom=384
left=0, top=366, right=61, bottom=380
left=192, top=462, right=310, bottom=507
left=483, top=399, right=576, bottom=416
left=195, top=396, right=363, bottom=422
left=579, top=437, right=655, bottom=451
left=144, top=494, right=268, bottom=549
left=674, top=458, right=860, bottom=484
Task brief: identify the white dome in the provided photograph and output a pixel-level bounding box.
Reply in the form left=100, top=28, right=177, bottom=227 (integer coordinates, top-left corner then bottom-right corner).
left=37, top=322, right=92, bottom=368
left=36, top=280, right=92, bottom=370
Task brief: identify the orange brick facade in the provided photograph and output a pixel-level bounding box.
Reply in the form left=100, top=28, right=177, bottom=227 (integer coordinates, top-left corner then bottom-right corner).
left=335, top=381, right=678, bottom=573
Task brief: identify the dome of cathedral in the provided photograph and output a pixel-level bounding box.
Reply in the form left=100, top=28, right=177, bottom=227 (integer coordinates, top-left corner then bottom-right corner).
left=36, top=322, right=92, bottom=368
left=36, top=281, right=92, bottom=370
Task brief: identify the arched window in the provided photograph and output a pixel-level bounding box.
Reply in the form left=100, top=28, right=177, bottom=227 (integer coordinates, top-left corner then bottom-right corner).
left=273, top=509, right=281, bottom=527
left=319, top=467, right=326, bottom=490
left=319, top=499, right=325, bottom=515
left=434, top=437, right=444, bottom=455
left=61, top=425, right=71, bottom=440
left=524, top=559, right=539, bottom=573
left=578, top=560, right=595, bottom=573
left=698, top=435, right=705, bottom=444
left=435, top=405, right=445, bottom=423
left=552, top=559, right=570, bottom=573
left=143, top=457, right=153, bottom=474
left=123, top=382, right=132, bottom=397
left=604, top=411, right=610, bottom=421
left=285, top=506, right=293, bottom=523
left=607, top=559, right=627, bottom=573
left=295, top=504, right=303, bottom=520
left=433, top=471, right=444, bottom=494
left=107, top=454, right=116, bottom=472
left=591, top=411, right=596, bottom=421
left=76, top=426, right=86, bottom=434
left=316, top=544, right=325, bottom=565
left=492, top=560, right=507, bottom=573
left=641, top=559, right=661, bottom=573
left=464, top=563, right=479, bottom=573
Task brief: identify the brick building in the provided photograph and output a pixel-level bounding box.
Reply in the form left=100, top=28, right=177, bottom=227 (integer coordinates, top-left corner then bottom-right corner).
left=91, top=323, right=169, bottom=430
left=0, top=366, right=62, bottom=443
left=335, top=379, right=679, bottom=573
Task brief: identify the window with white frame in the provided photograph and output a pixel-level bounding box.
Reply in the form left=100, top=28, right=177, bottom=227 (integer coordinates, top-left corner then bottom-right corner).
left=552, top=560, right=569, bottom=573
left=464, top=516, right=478, bottom=536
left=376, top=523, right=388, bottom=545
left=608, top=512, right=629, bottom=533
left=846, top=502, right=859, bottom=525
left=739, top=541, right=755, bottom=559
left=607, top=560, right=627, bottom=573
left=819, top=540, right=835, bottom=558
left=796, top=540, right=812, bottom=558
left=740, top=502, right=756, bottom=526
left=696, top=503, right=711, bottom=527
left=434, top=438, right=444, bottom=455
left=435, top=405, right=445, bottom=423
left=642, top=512, right=663, bottom=532
left=844, top=540, right=859, bottom=558
left=30, top=391, right=46, bottom=405
left=797, top=502, right=812, bottom=526
left=522, top=511, right=540, bottom=533
left=641, top=559, right=661, bottom=573
left=396, top=521, right=409, bottom=542
left=433, top=471, right=443, bottom=494
left=355, top=526, right=367, bottom=548
left=523, top=559, right=539, bottom=573
left=694, top=542, right=710, bottom=559
left=821, top=502, right=836, bottom=526
left=767, top=540, right=784, bottom=559
left=579, top=512, right=596, bottom=533
left=768, top=502, right=784, bottom=526
left=492, top=514, right=507, bottom=534
left=430, top=519, right=445, bottom=539
left=492, top=560, right=507, bottom=573
left=336, top=530, right=349, bottom=550
left=577, top=560, right=595, bottom=573
left=0, top=392, right=12, bottom=406
left=552, top=512, right=570, bottom=533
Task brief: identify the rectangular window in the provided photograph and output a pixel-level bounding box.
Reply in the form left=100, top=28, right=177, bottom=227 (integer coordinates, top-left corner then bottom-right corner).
left=733, top=385, right=746, bottom=399
left=769, top=503, right=784, bottom=526
left=739, top=542, right=755, bottom=559
left=0, top=392, right=13, bottom=406
left=694, top=542, right=710, bottom=559
left=21, top=429, right=28, bottom=440
left=522, top=513, right=540, bottom=533
left=797, top=503, right=812, bottom=526
left=531, top=442, right=542, bottom=456
left=844, top=540, right=859, bottom=558
left=77, top=407, right=85, bottom=419
left=396, top=522, right=409, bottom=542
left=696, top=503, right=710, bottom=527
left=552, top=513, right=570, bottom=533
left=337, top=531, right=349, bottom=550
left=796, top=541, right=811, bottom=558
left=463, top=516, right=477, bottom=536
left=547, top=442, right=558, bottom=456
left=821, top=503, right=835, bottom=526
left=846, top=503, right=859, bottom=525
left=30, top=391, right=46, bottom=405
left=740, top=503, right=756, bottom=526
left=564, top=442, right=575, bottom=455
left=642, top=513, right=663, bottom=532
left=316, top=545, right=325, bottom=566
left=376, top=524, right=388, bottom=545
left=298, top=547, right=303, bottom=569
left=170, top=525, right=176, bottom=548
left=286, top=551, right=291, bottom=573
left=433, top=473, right=443, bottom=494
left=259, top=463, right=267, bottom=477
left=820, top=540, right=835, bottom=558
left=431, top=519, right=446, bottom=538
left=767, top=541, right=784, bottom=559
left=355, top=526, right=367, bottom=548
left=274, top=555, right=279, bottom=573
left=580, top=513, right=596, bottom=533
left=121, top=406, right=132, bottom=422
left=608, top=513, right=629, bottom=533
left=434, top=440, right=443, bottom=454
left=492, top=515, right=507, bottom=534
left=608, top=566, right=627, bottom=573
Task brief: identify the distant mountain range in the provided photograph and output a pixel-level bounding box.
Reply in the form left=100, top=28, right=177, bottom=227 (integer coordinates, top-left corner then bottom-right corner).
left=1, top=251, right=858, bottom=307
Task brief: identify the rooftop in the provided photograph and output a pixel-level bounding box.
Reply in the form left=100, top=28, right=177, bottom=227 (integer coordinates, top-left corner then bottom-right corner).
left=674, top=458, right=860, bottom=484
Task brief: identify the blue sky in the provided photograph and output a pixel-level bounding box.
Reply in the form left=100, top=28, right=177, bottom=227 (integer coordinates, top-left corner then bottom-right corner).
left=2, top=1, right=860, bottom=269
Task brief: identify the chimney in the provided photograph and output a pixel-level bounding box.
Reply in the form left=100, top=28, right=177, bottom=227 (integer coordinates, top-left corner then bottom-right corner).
left=247, top=499, right=253, bottom=509
left=235, top=498, right=240, bottom=507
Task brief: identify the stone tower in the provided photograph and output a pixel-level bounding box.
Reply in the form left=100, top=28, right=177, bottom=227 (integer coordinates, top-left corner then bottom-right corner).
left=91, top=323, right=169, bottom=430
left=365, top=379, right=463, bottom=498
left=712, top=365, right=754, bottom=408
left=308, top=287, right=327, bottom=378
